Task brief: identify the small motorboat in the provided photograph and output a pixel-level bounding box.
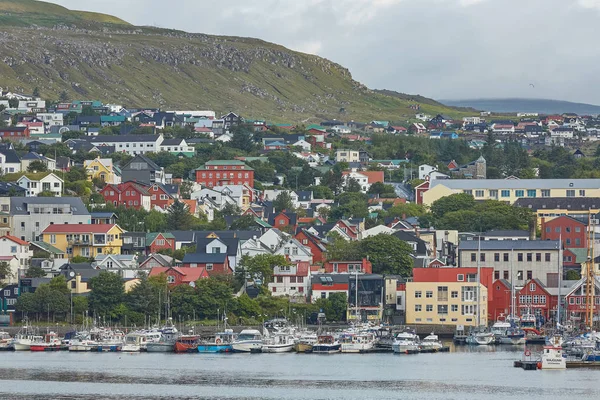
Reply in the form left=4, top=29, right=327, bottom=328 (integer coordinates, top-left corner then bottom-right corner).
left=311, top=335, right=341, bottom=354
left=419, top=333, right=443, bottom=351
left=198, top=330, right=235, bottom=353
left=174, top=335, right=201, bottom=353
left=30, top=332, right=63, bottom=352
left=231, top=329, right=263, bottom=353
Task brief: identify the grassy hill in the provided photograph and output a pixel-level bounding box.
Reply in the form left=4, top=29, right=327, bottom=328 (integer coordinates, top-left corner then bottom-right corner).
left=0, top=0, right=470, bottom=122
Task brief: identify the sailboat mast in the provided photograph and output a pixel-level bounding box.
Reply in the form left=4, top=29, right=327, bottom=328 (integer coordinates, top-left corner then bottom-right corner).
left=557, top=234, right=561, bottom=328
left=586, top=213, right=595, bottom=329
left=355, top=272, right=359, bottom=322
left=511, top=248, right=515, bottom=321
left=476, top=234, right=481, bottom=327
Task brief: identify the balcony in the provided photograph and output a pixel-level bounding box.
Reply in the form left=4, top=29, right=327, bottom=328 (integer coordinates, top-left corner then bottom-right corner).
left=68, top=239, right=90, bottom=246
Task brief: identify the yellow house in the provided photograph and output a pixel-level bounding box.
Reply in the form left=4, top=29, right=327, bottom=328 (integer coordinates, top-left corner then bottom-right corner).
left=42, top=224, right=124, bottom=259
left=83, top=157, right=121, bottom=184
left=405, top=281, right=488, bottom=327
left=422, top=179, right=600, bottom=207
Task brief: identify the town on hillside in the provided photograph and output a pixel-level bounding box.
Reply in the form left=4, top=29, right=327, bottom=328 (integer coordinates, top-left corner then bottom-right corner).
left=1, top=89, right=600, bottom=334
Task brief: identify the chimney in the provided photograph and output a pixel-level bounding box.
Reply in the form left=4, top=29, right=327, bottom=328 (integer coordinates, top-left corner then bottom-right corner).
left=414, top=226, right=420, bottom=238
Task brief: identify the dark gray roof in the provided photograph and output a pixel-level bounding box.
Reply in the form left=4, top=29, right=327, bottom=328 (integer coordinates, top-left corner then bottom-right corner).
left=169, top=231, right=196, bottom=242
left=393, top=231, right=427, bottom=255
left=514, top=197, right=600, bottom=211
left=0, top=182, right=25, bottom=195
left=310, top=274, right=351, bottom=285
left=91, top=212, right=118, bottom=219
left=0, top=149, right=20, bottom=163
left=459, top=240, right=560, bottom=251
left=182, top=253, right=227, bottom=263
left=193, top=230, right=260, bottom=241
left=483, top=230, right=530, bottom=237
left=196, top=237, right=239, bottom=256
left=161, top=138, right=184, bottom=146
left=88, top=135, right=162, bottom=143
left=296, top=191, right=312, bottom=201
left=122, top=154, right=161, bottom=171
left=21, top=152, right=48, bottom=161
left=10, top=197, right=89, bottom=215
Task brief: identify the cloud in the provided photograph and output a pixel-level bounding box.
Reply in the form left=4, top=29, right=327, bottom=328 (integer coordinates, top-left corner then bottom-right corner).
left=47, top=0, right=600, bottom=104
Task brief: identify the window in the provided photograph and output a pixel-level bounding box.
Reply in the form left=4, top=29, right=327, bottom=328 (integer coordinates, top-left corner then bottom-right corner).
left=530, top=282, right=536, bottom=291
left=490, top=190, right=498, bottom=198
left=457, top=274, right=464, bottom=282
left=494, top=253, right=500, bottom=262
left=540, top=296, right=546, bottom=304
left=566, top=238, right=571, bottom=245
left=475, top=190, right=484, bottom=198
left=545, top=227, right=551, bottom=233
left=480, top=253, right=485, bottom=262
left=566, top=227, right=571, bottom=233
left=517, top=271, right=523, bottom=280
left=518, top=253, right=523, bottom=262
left=463, top=190, right=472, bottom=195
left=167, top=276, right=175, bottom=284
left=527, top=190, right=536, bottom=198
left=321, top=292, right=326, bottom=299
left=437, top=286, right=448, bottom=301
left=426, top=305, right=433, bottom=312
left=569, top=297, right=575, bottom=305
left=415, top=305, right=422, bottom=312
left=541, top=189, right=550, bottom=197
left=437, top=305, right=448, bottom=314
left=527, top=253, right=532, bottom=262
left=579, top=190, right=586, bottom=196
left=451, top=291, right=458, bottom=298
left=494, top=271, right=499, bottom=280
left=415, top=291, right=422, bottom=298
left=536, top=253, right=541, bottom=262
left=426, top=291, right=433, bottom=298
left=575, top=227, right=581, bottom=233
left=566, top=190, right=575, bottom=197
left=451, top=305, right=458, bottom=312
left=515, top=190, right=524, bottom=197
left=545, top=253, right=551, bottom=262
left=555, top=227, right=561, bottom=233
left=10, top=246, right=16, bottom=253
left=501, top=190, right=510, bottom=198
left=471, top=253, right=476, bottom=262
left=504, top=253, right=509, bottom=262
left=50, top=234, right=56, bottom=244
left=461, top=286, right=476, bottom=302
left=3, top=290, right=9, bottom=296
left=575, top=238, right=581, bottom=246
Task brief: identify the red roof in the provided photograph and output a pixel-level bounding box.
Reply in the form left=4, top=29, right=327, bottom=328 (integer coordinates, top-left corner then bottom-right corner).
left=195, top=127, right=213, bottom=132
left=42, top=224, right=119, bottom=234
left=148, top=267, right=208, bottom=283
left=1, top=235, right=29, bottom=246
left=361, top=171, right=385, bottom=184
left=391, top=126, right=407, bottom=131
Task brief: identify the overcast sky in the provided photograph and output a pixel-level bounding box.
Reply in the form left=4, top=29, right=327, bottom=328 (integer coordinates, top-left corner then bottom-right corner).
left=48, top=0, right=600, bottom=104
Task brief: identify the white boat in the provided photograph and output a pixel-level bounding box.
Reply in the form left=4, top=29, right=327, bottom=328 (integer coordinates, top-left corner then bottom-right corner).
left=10, top=326, right=40, bottom=351
left=419, top=333, right=443, bottom=351
left=232, top=329, right=263, bottom=353
left=491, top=319, right=511, bottom=339
left=262, top=332, right=295, bottom=353
left=340, top=332, right=375, bottom=353
left=68, top=339, right=97, bottom=352
left=122, top=332, right=148, bottom=352
left=541, top=336, right=566, bottom=369
left=498, top=328, right=526, bottom=345
left=392, top=331, right=420, bottom=353
left=0, top=332, right=11, bottom=350
left=466, top=330, right=495, bottom=345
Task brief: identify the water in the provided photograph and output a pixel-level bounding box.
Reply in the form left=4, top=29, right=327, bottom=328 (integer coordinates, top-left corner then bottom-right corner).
left=0, top=346, right=599, bottom=399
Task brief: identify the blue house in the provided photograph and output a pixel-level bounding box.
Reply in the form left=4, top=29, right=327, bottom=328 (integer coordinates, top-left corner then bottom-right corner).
left=430, top=131, right=459, bottom=140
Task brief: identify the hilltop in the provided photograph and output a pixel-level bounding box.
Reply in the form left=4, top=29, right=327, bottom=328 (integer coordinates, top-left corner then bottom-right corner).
left=440, top=98, right=600, bottom=115
left=0, top=0, right=469, bottom=122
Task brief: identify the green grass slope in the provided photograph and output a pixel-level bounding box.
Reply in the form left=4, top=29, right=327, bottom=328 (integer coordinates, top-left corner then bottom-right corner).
left=0, top=0, right=469, bottom=122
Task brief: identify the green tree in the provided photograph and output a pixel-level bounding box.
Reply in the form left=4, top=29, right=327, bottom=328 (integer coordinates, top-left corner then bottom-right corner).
left=145, top=210, right=167, bottom=232
left=358, top=234, right=414, bottom=276
left=229, top=125, right=256, bottom=152
left=27, top=160, right=48, bottom=172
left=37, top=190, right=56, bottom=197
left=72, top=296, right=88, bottom=322
left=32, top=87, right=40, bottom=97
left=25, top=265, right=46, bottom=278
left=59, top=90, right=70, bottom=103
left=221, top=202, right=241, bottom=216
left=126, top=276, right=159, bottom=315
left=70, top=255, right=92, bottom=263
left=166, top=200, right=192, bottom=230
left=88, top=271, right=125, bottom=316
left=368, top=181, right=396, bottom=195
left=229, top=215, right=257, bottom=230
left=237, top=254, right=289, bottom=293
left=170, top=285, right=200, bottom=318
left=48, top=275, right=70, bottom=296
left=345, top=177, right=362, bottom=193
left=430, top=193, right=476, bottom=220
left=327, top=292, right=348, bottom=321
left=195, top=278, right=234, bottom=319
left=15, top=292, right=37, bottom=314
left=566, top=270, right=581, bottom=280
left=0, top=262, right=13, bottom=286
left=273, top=191, right=293, bottom=212
left=307, top=185, right=334, bottom=199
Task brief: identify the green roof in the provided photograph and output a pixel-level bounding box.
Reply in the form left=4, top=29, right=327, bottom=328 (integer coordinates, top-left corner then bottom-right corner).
left=146, top=232, right=175, bottom=244
left=306, top=124, right=323, bottom=131
left=254, top=217, right=272, bottom=228
left=32, top=241, right=65, bottom=255
left=569, top=248, right=589, bottom=264
left=101, top=116, right=126, bottom=122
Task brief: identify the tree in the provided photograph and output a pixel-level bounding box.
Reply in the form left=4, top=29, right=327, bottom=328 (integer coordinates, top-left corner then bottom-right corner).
left=237, top=254, right=289, bottom=293
left=126, top=276, right=159, bottom=315
left=25, top=265, right=46, bottom=278
left=0, top=262, right=12, bottom=286
left=166, top=200, right=192, bottom=230
left=145, top=210, right=167, bottom=232
left=71, top=255, right=92, bottom=263
left=307, top=185, right=334, bottom=200
left=368, top=181, right=396, bottom=195
left=229, top=215, right=257, bottom=230
left=195, top=278, right=234, bottom=319
left=48, top=275, right=70, bottom=296
left=8, top=98, right=18, bottom=109
left=345, top=177, right=362, bottom=193
left=273, top=191, right=293, bottom=212
left=27, top=160, right=48, bottom=172
left=72, top=296, right=88, bottom=322
left=180, top=181, right=193, bottom=199
left=430, top=193, right=476, bottom=220
left=32, top=87, right=40, bottom=97
left=327, top=292, right=348, bottom=322
left=566, top=270, right=581, bottom=280
left=59, top=90, right=70, bottom=103
left=358, top=234, right=414, bottom=276
left=221, top=202, right=241, bottom=216
left=88, top=271, right=125, bottom=316
left=37, top=190, right=56, bottom=197
left=170, top=285, right=200, bottom=318
left=229, top=125, right=255, bottom=152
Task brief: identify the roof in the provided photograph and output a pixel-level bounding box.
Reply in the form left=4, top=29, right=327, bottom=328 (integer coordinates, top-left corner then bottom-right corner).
left=196, top=237, right=239, bottom=256
left=483, top=230, right=530, bottom=237
left=430, top=179, right=600, bottom=191
left=393, top=231, right=428, bottom=255
left=91, top=212, right=118, bottom=219
left=31, top=241, right=65, bottom=254
left=514, top=197, right=600, bottom=211
left=0, top=149, right=20, bottom=164
left=182, top=253, right=228, bottom=263
left=161, top=138, right=185, bottom=146
left=10, top=197, right=88, bottom=215
left=88, top=135, right=162, bottom=143
left=0, top=235, right=28, bottom=246
left=205, top=160, right=248, bottom=166
left=149, top=267, right=208, bottom=283
left=42, top=224, right=119, bottom=234
left=146, top=232, right=175, bottom=244
left=459, top=240, right=560, bottom=251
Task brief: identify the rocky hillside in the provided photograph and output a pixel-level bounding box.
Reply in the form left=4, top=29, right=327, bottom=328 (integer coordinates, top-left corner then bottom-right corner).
left=0, top=0, right=467, bottom=122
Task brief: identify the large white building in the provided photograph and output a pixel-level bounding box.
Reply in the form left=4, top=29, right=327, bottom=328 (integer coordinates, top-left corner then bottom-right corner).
left=17, top=173, right=63, bottom=197
left=87, top=135, right=164, bottom=155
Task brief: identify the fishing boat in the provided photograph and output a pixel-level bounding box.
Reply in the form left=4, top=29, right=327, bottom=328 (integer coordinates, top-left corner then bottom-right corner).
left=419, top=333, right=443, bottom=351
left=0, top=332, right=12, bottom=350
left=10, top=325, right=40, bottom=351
left=392, top=330, right=420, bottom=354
left=312, top=335, right=341, bottom=354
left=491, top=317, right=511, bottom=343
left=294, top=333, right=317, bottom=353
left=498, top=328, right=526, bottom=345
left=30, top=332, right=62, bottom=352
left=147, top=320, right=180, bottom=353
left=262, top=331, right=295, bottom=353
left=198, top=330, right=236, bottom=353
left=122, top=332, right=148, bottom=352
left=68, top=336, right=97, bottom=352
left=174, top=335, right=201, bottom=353
left=465, top=329, right=495, bottom=345
left=340, top=332, right=376, bottom=353
left=231, top=329, right=263, bottom=353
left=540, top=336, right=566, bottom=369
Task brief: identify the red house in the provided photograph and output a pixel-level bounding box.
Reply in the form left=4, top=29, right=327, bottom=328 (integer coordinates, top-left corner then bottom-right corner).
left=148, top=183, right=175, bottom=210
left=100, top=181, right=150, bottom=210
left=565, top=278, right=600, bottom=322
left=414, top=178, right=430, bottom=205
left=148, top=266, right=209, bottom=287
left=489, top=279, right=512, bottom=321
left=195, top=160, right=254, bottom=188
left=541, top=216, right=587, bottom=248
left=181, top=253, right=232, bottom=275
left=516, top=279, right=557, bottom=320
left=0, top=126, right=30, bottom=139
left=268, top=212, right=298, bottom=232
left=334, top=220, right=359, bottom=240
left=295, top=229, right=326, bottom=263
left=146, top=233, right=176, bottom=254
left=323, top=258, right=372, bottom=274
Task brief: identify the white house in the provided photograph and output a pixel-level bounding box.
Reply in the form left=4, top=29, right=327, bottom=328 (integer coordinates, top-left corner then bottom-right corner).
left=259, top=228, right=290, bottom=253
left=0, top=149, right=21, bottom=174
left=263, top=190, right=299, bottom=209
left=36, top=113, right=64, bottom=127
left=419, top=164, right=438, bottom=180
left=415, top=113, right=431, bottom=121
left=191, top=187, right=239, bottom=210
left=17, top=173, right=63, bottom=197
left=342, top=171, right=370, bottom=193
left=18, top=100, right=45, bottom=112
left=292, top=139, right=311, bottom=152
left=88, top=135, right=164, bottom=155
left=268, top=262, right=311, bottom=298
left=94, top=254, right=139, bottom=279
left=0, top=235, right=33, bottom=274
left=359, top=225, right=395, bottom=240
left=273, top=238, right=313, bottom=263
left=159, top=138, right=196, bottom=155
left=241, top=236, right=272, bottom=257
left=551, top=127, right=574, bottom=139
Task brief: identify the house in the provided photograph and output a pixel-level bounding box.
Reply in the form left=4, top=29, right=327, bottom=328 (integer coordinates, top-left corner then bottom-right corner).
left=541, top=216, right=587, bottom=248
left=94, top=254, right=139, bottom=279
left=20, top=152, right=56, bottom=171
left=181, top=253, right=231, bottom=275
left=195, top=235, right=242, bottom=270
left=139, top=253, right=174, bottom=269
left=100, top=181, right=151, bottom=211
left=323, top=258, right=372, bottom=274
left=90, top=212, right=118, bottom=225
left=84, top=158, right=121, bottom=185
left=59, top=262, right=101, bottom=294
left=458, top=240, right=560, bottom=287
left=17, top=172, right=63, bottom=197
left=0, top=284, right=19, bottom=314
left=405, top=267, right=493, bottom=326
left=310, top=274, right=350, bottom=302
left=0, top=127, right=30, bottom=140
left=295, top=229, right=327, bottom=263
left=159, top=138, right=195, bottom=157
left=515, top=279, right=556, bottom=322
left=347, top=274, right=385, bottom=322
left=41, top=224, right=124, bottom=259
left=551, top=126, right=574, bottom=139
left=335, top=150, right=360, bottom=163
left=191, top=187, right=239, bottom=210
left=0, top=235, right=32, bottom=276
left=257, top=228, right=290, bottom=253
left=268, top=261, right=310, bottom=298
left=240, top=235, right=273, bottom=257
left=565, top=277, right=600, bottom=322
left=492, top=124, right=515, bottom=135
left=10, top=197, right=91, bottom=242
left=149, top=266, right=209, bottom=287
left=146, top=233, right=176, bottom=254
left=489, top=279, right=512, bottom=321
left=221, top=112, right=243, bottom=131
left=0, top=149, right=21, bottom=174
left=429, top=132, right=459, bottom=140
left=146, top=183, right=175, bottom=211
left=268, top=211, right=298, bottom=232
left=514, top=197, right=600, bottom=227
left=87, top=135, right=164, bottom=156
left=408, top=123, right=427, bottom=134
left=273, top=238, right=313, bottom=263
left=120, top=154, right=165, bottom=185
left=341, top=170, right=384, bottom=193
left=195, top=160, right=254, bottom=188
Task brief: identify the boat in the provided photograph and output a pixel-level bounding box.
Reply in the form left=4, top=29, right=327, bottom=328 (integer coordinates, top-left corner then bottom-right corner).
left=340, top=332, right=375, bottom=353
left=10, top=325, right=40, bottom=351
left=231, top=329, right=263, bottom=353
left=174, top=335, right=201, bottom=353
left=491, top=317, right=511, bottom=343
left=198, top=330, right=236, bottom=353
left=30, top=332, right=62, bottom=352
left=540, top=336, right=566, bottom=369
left=465, top=236, right=494, bottom=346
left=294, top=333, right=317, bottom=353
left=465, top=329, right=495, bottom=345
left=122, top=332, right=148, bottom=352
left=419, top=333, right=443, bottom=351
left=0, top=332, right=12, bottom=350
left=392, top=331, right=420, bottom=353
left=147, top=321, right=180, bottom=353
left=262, top=331, right=295, bottom=353
left=312, top=335, right=341, bottom=354
left=498, top=328, right=526, bottom=345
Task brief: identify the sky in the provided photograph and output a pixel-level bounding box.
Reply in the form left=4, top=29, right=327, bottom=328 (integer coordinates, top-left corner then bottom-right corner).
left=47, top=0, right=600, bottom=104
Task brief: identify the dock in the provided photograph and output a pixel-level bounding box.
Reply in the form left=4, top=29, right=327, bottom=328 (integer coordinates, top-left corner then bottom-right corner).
left=566, top=361, right=600, bottom=368
left=513, top=360, right=539, bottom=370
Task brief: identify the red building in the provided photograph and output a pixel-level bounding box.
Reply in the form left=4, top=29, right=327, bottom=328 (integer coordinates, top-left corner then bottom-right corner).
left=565, top=279, right=600, bottom=321
left=515, top=279, right=557, bottom=320
left=323, top=258, right=372, bottom=274
left=541, top=216, right=587, bottom=248
left=268, top=211, right=297, bottom=232
left=295, top=229, right=326, bottom=263
left=146, top=233, right=176, bottom=254
left=148, top=266, right=209, bottom=287
left=195, top=160, right=254, bottom=188
left=147, top=183, right=175, bottom=210
left=181, top=253, right=232, bottom=276
left=0, top=126, right=30, bottom=139
left=489, top=279, right=512, bottom=321
left=414, top=178, right=430, bottom=205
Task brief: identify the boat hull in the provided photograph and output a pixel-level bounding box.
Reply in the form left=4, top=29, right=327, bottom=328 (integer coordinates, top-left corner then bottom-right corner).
left=12, top=343, right=31, bottom=351
left=146, top=343, right=174, bottom=353
left=262, top=344, right=294, bottom=353
left=122, top=345, right=141, bottom=352
left=341, top=343, right=374, bottom=353
left=94, top=344, right=122, bottom=352
left=312, top=344, right=341, bottom=354
left=392, top=342, right=419, bottom=353
left=30, top=345, right=62, bottom=352
left=294, top=343, right=313, bottom=353
left=197, top=344, right=233, bottom=353
left=232, top=341, right=262, bottom=353
left=174, top=341, right=198, bottom=353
